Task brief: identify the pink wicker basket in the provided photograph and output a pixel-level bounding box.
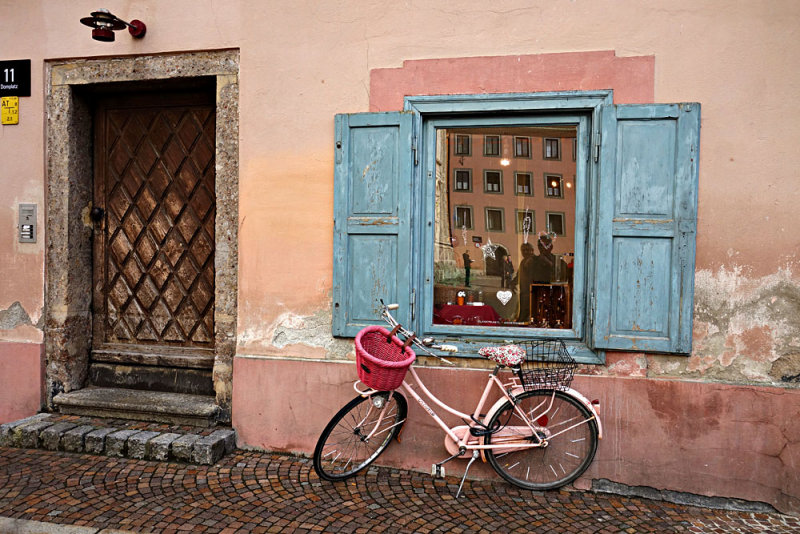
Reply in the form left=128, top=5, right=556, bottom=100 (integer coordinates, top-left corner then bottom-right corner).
left=355, top=326, right=416, bottom=391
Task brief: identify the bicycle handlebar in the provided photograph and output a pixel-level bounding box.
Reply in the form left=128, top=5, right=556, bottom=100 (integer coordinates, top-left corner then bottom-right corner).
left=379, top=300, right=457, bottom=364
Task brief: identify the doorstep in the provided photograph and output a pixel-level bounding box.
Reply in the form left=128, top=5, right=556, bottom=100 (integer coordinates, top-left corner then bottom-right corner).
left=0, top=413, right=236, bottom=465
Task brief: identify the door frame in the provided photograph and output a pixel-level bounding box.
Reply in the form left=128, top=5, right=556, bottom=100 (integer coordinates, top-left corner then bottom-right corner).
left=44, top=50, right=239, bottom=422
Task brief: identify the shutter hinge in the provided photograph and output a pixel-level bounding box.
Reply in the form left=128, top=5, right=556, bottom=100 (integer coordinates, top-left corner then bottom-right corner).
left=592, top=132, right=601, bottom=163
left=589, top=292, right=595, bottom=326
left=411, top=288, right=416, bottom=321
left=412, top=135, right=418, bottom=166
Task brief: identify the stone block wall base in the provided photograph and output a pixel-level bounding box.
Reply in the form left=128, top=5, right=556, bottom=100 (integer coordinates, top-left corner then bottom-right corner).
left=0, top=413, right=236, bottom=466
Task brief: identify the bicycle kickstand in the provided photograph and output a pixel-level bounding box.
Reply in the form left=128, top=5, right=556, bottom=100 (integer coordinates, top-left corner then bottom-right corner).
left=455, top=450, right=480, bottom=499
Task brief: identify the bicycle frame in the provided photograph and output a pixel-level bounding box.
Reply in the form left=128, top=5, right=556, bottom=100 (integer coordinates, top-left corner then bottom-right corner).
left=355, top=302, right=603, bottom=458
left=355, top=364, right=602, bottom=457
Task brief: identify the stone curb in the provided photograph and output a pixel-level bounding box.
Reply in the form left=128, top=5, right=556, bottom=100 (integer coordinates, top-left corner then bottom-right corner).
left=0, top=516, right=136, bottom=533
left=0, top=414, right=236, bottom=466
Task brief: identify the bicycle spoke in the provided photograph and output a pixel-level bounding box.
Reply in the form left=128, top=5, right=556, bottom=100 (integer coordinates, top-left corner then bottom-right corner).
left=485, top=390, right=598, bottom=491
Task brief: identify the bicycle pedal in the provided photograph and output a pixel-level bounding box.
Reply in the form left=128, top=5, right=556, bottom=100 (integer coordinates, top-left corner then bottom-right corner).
left=431, top=464, right=445, bottom=478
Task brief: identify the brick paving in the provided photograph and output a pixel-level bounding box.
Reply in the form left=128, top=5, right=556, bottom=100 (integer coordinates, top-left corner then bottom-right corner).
left=0, top=447, right=798, bottom=533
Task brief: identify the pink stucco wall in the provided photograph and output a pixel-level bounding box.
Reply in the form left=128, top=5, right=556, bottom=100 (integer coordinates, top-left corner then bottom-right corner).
left=0, top=342, right=44, bottom=424
left=233, top=357, right=800, bottom=514
left=0, top=0, right=798, bottom=515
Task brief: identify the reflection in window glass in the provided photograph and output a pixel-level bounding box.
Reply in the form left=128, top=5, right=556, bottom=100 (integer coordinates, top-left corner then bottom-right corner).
left=545, top=174, right=563, bottom=198
left=454, top=169, right=471, bottom=191
left=455, top=134, right=471, bottom=155
left=434, top=126, right=577, bottom=329
left=484, top=135, right=501, bottom=156
left=486, top=208, right=504, bottom=232
left=515, top=172, right=532, bottom=195
left=484, top=170, right=502, bottom=193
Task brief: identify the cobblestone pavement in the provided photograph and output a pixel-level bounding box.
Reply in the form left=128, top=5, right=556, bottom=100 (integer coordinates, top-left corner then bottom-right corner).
left=0, top=447, right=798, bottom=533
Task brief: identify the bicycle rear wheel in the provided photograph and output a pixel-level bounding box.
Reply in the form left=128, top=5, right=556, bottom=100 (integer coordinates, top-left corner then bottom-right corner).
left=485, top=390, right=598, bottom=491
left=313, top=391, right=407, bottom=482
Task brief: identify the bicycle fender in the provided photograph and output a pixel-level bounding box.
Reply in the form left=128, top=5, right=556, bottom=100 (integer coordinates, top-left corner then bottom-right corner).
left=481, top=386, right=603, bottom=443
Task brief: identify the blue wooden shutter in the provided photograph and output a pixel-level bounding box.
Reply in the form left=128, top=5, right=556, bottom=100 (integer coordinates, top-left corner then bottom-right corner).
left=332, top=112, right=413, bottom=336
left=592, top=103, right=700, bottom=353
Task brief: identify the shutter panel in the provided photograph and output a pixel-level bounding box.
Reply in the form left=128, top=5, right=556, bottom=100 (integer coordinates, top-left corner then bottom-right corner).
left=592, top=103, right=700, bottom=353
left=332, top=112, right=413, bottom=336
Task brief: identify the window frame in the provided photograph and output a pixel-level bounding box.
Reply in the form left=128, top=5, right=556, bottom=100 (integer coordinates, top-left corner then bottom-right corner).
left=514, top=171, right=533, bottom=196
left=514, top=135, right=532, bottom=158
left=544, top=137, right=561, bottom=160
left=454, top=205, right=474, bottom=230
left=454, top=134, right=471, bottom=156
left=516, top=209, right=535, bottom=234
left=453, top=168, right=472, bottom=192
left=546, top=211, right=566, bottom=236
left=484, top=207, right=505, bottom=232
left=333, top=91, right=700, bottom=360
left=412, top=109, right=592, bottom=358
left=545, top=173, right=564, bottom=198
left=483, top=134, right=501, bottom=157
left=483, top=169, right=503, bottom=194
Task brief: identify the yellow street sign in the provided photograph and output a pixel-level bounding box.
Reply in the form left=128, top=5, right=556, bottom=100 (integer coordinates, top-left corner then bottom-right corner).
left=1, top=96, right=19, bottom=125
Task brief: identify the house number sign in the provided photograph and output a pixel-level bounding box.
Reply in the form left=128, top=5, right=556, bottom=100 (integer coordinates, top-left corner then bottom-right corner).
left=0, top=59, right=31, bottom=97
left=1, top=60, right=30, bottom=125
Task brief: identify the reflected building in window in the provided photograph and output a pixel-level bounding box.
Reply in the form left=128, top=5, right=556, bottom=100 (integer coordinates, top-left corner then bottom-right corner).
left=433, top=127, right=578, bottom=328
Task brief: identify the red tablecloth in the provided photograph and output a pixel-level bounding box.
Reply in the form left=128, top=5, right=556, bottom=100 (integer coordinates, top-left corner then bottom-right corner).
left=434, top=304, right=501, bottom=325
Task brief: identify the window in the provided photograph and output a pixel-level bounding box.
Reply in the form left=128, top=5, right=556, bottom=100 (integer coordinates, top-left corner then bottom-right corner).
left=454, top=134, right=471, bottom=155
left=484, top=135, right=501, bottom=157
left=514, top=172, right=533, bottom=196
left=516, top=210, right=535, bottom=233
left=515, top=172, right=532, bottom=195
left=332, top=92, right=701, bottom=361
left=485, top=208, right=504, bottom=232
left=454, top=169, right=472, bottom=192
left=484, top=170, right=503, bottom=193
left=544, top=138, right=560, bottom=160
left=514, top=136, right=531, bottom=158
left=545, top=174, right=563, bottom=198
left=546, top=212, right=565, bottom=236
left=455, top=206, right=473, bottom=229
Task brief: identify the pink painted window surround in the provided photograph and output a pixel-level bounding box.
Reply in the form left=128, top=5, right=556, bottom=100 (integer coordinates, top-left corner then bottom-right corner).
left=369, top=50, right=655, bottom=111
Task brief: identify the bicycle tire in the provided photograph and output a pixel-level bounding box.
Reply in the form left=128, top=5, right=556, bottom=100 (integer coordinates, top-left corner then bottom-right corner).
left=313, top=391, right=407, bottom=482
left=485, top=389, right=598, bottom=491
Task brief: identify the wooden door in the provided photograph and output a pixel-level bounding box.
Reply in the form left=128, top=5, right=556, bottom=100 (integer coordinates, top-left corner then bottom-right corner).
left=92, top=91, right=216, bottom=368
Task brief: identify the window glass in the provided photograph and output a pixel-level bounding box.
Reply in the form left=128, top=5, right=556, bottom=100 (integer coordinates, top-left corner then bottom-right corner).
left=545, top=174, right=563, bottom=198
left=484, top=135, right=501, bottom=156
left=544, top=138, right=560, bottom=159
left=515, top=172, right=532, bottom=195
left=454, top=169, right=471, bottom=191
left=434, top=126, right=577, bottom=329
left=514, top=136, right=531, bottom=158
left=454, top=134, right=471, bottom=155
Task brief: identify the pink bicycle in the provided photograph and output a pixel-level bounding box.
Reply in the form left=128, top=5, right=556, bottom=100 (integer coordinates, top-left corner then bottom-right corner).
left=313, top=302, right=602, bottom=496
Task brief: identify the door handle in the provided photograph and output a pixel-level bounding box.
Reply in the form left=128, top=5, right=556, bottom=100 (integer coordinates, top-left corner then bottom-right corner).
left=90, top=206, right=104, bottom=223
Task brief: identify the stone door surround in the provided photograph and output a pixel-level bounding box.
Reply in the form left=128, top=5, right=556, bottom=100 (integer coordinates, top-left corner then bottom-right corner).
left=44, top=50, right=239, bottom=422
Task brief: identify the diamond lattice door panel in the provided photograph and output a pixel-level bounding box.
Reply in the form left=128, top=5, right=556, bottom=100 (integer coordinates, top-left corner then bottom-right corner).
left=93, top=92, right=216, bottom=357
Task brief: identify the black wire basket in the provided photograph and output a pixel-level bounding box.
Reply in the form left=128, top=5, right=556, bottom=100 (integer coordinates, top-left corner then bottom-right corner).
left=515, top=339, right=576, bottom=391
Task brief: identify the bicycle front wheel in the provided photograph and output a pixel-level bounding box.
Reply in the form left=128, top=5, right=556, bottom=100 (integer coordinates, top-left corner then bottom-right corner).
left=313, top=391, right=407, bottom=482
left=485, top=390, right=598, bottom=491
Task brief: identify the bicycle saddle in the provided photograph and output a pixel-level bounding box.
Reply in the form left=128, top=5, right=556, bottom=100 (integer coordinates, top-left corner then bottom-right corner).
left=478, top=345, right=525, bottom=366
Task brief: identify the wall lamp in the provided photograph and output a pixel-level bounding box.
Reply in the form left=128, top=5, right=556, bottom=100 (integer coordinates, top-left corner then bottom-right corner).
left=80, top=9, right=146, bottom=42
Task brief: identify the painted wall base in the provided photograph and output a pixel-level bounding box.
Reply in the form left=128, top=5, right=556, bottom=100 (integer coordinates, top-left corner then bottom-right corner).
left=233, top=356, right=800, bottom=515
left=0, top=342, right=44, bottom=424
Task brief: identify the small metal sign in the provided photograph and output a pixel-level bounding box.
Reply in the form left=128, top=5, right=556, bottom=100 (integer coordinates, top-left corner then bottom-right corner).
left=0, top=59, right=31, bottom=97
left=1, top=96, right=18, bottom=125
